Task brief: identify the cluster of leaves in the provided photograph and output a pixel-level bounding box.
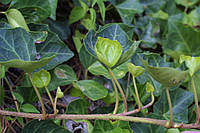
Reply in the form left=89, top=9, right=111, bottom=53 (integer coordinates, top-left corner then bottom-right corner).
left=0, top=0, right=200, bottom=133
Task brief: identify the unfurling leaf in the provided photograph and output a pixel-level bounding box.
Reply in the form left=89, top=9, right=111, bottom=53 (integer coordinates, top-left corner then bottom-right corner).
left=126, top=62, right=145, bottom=77
left=56, top=86, right=64, bottom=98
left=146, top=82, right=154, bottom=93
left=95, top=37, right=122, bottom=68
left=179, top=55, right=200, bottom=76
left=32, top=69, right=51, bottom=88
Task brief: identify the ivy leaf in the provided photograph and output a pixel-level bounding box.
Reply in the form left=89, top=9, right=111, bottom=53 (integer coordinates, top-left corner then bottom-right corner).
left=29, top=23, right=74, bottom=70
left=175, top=0, right=198, bottom=7
left=22, top=120, right=71, bottom=133
left=142, top=59, right=188, bottom=87
left=48, top=0, right=58, bottom=20
left=73, top=80, right=108, bottom=101
left=21, top=103, right=40, bottom=113
left=154, top=89, right=193, bottom=123
left=109, top=0, right=144, bottom=24
left=88, top=61, right=129, bottom=79
left=66, top=99, right=88, bottom=114
left=0, top=28, right=55, bottom=72
left=5, top=9, right=30, bottom=31
left=69, top=7, right=86, bottom=24
left=9, top=0, right=51, bottom=23
left=126, top=63, right=145, bottom=77
left=32, top=69, right=51, bottom=88
left=95, top=37, right=122, bottom=68
left=84, top=23, right=138, bottom=68
left=97, top=0, right=105, bottom=22
left=164, top=19, right=200, bottom=59
left=53, top=64, right=77, bottom=86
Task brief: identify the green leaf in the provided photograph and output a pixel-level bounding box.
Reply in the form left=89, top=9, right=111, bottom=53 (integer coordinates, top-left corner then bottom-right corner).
left=0, top=65, right=5, bottom=78
left=142, top=59, right=188, bottom=87
left=9, top=0, right=51, bottom=23
left=109, top=0, right=144, bottom=24
left=97, top=0, right=105, bottom=22
left=175, top=0, right=198, bottom=7
left=79, top=46, right=96, bottom=69
left=146, top=82, right=154, bottom=93
left=166, top=128, right=180, bottom=133
left=154, top=89, right=193, bottom=123
left=180, top=55, right=200, bottom=76
left=29, top=23, right=74, bottom=70
left=13, top=92, right=24, bottom=104
left=88, top=61, right=129, bottom=79
left=44, top=19, right=70, bottom=40
left=5, top=9, right=30, bottom=31
left=151, top=10, right=168, bottom=20
left=32, top=69, right=51, bottom=88
left=69, top=7, right=86, bottom=24
left=48, top=0, right=58, bottom=20
left=84, top=23, right=138, bottom=68
left=53, top=64, right=77, bottom=86
left=164, top=19, right=200, bottom=59
left=93, top=120, right=114, bottom=133
left=126, top=62, right=145, bottom=77
left=73, top=80, right=108, bottom=101
left=105, top=127, right=129, bottom=133
left=0, top=28, right=55, bottom=72
left=21, top=103, right=40, bottom=113
left=0, top=0, right=11, bottom=4
left=66, top=99, right=88, bottom=114
left=56, top=86, right=64, bottom=98
left=95, top=37, right=122, bottom=68
left=22, top=120, right=71, bottom=133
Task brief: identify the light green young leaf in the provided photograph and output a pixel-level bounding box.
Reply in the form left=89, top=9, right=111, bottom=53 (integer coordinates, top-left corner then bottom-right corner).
left=146, top=82, right=154, bottom=93
left=151, top=10, right=168, bottom=20
left=5, top=9, right=30, bottom=31
left=32, top=69, right=51, bottom=88
left=56, top=86, right=64, bottom=98
left=21, top=103, right=40, bottom=113
left=126, top=62, right=145, bottom=77
left=180, top=55, right=200, bottom=76
left=73, top=80, right=108, bottom=101
left=95, top=37, right=122, bottom=68
left=175, top=0, right=198, bottom=7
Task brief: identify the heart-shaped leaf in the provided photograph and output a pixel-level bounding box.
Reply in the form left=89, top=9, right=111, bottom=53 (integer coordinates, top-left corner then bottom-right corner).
left=88, top=61, right=129, bottom=79
left=84, top=23, right=138, bottom=68
left=32, top=69, right=51, bottom=88
left=109, top=0, right=144, bottom=24
left=22, top=120, right=71, bottom=133
left=73, top=80, right=108, bottom=101
left=53, top=64, right=77, bottom=86
left=180, top=55, right=200, bottom=76
left=95, top=37, right=122, bottom=68
left=0, top=28, right=55, bottom=72
left=142, top=59, right=188, bottom=87
left=5, top=8, right=30, bottom=31
left=28, top=23, right=74, bottom=70
left=126, top=62, right=145, bottom=77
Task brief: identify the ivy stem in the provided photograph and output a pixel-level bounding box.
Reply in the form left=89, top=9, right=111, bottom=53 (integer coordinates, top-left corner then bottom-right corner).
left=109, top=73, right=119, bottom=114
left=53, top=96, right=58, bottom=115
left=28, top=73, right=46, bottom=119
left=44, top=86, right=54, bottom=112
left=108, top=68, right=127, bottom=112
left=132, top=74, right=142, bottom=111
left=4, top=77, right=20, bottom=112
left=166, top=87, right=173, bottom=127
left=191, top=76, right=199, bottom=125
left=84, top=69, right=88, bottom=80
left=126, top=72, right=131, bottom=99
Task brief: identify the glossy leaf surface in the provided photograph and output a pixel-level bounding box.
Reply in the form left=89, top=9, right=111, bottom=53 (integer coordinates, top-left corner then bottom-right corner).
left=95, top=37, right=122, bottom=68
left=32, top=69, right=51, bottom=88
left=73, top=80, right=108, bottom=101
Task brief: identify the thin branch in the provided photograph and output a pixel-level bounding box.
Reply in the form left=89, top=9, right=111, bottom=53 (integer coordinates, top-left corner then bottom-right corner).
left=166, top=87, right=173, bottom=128
left=0, top=109, right=200, bottom=129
